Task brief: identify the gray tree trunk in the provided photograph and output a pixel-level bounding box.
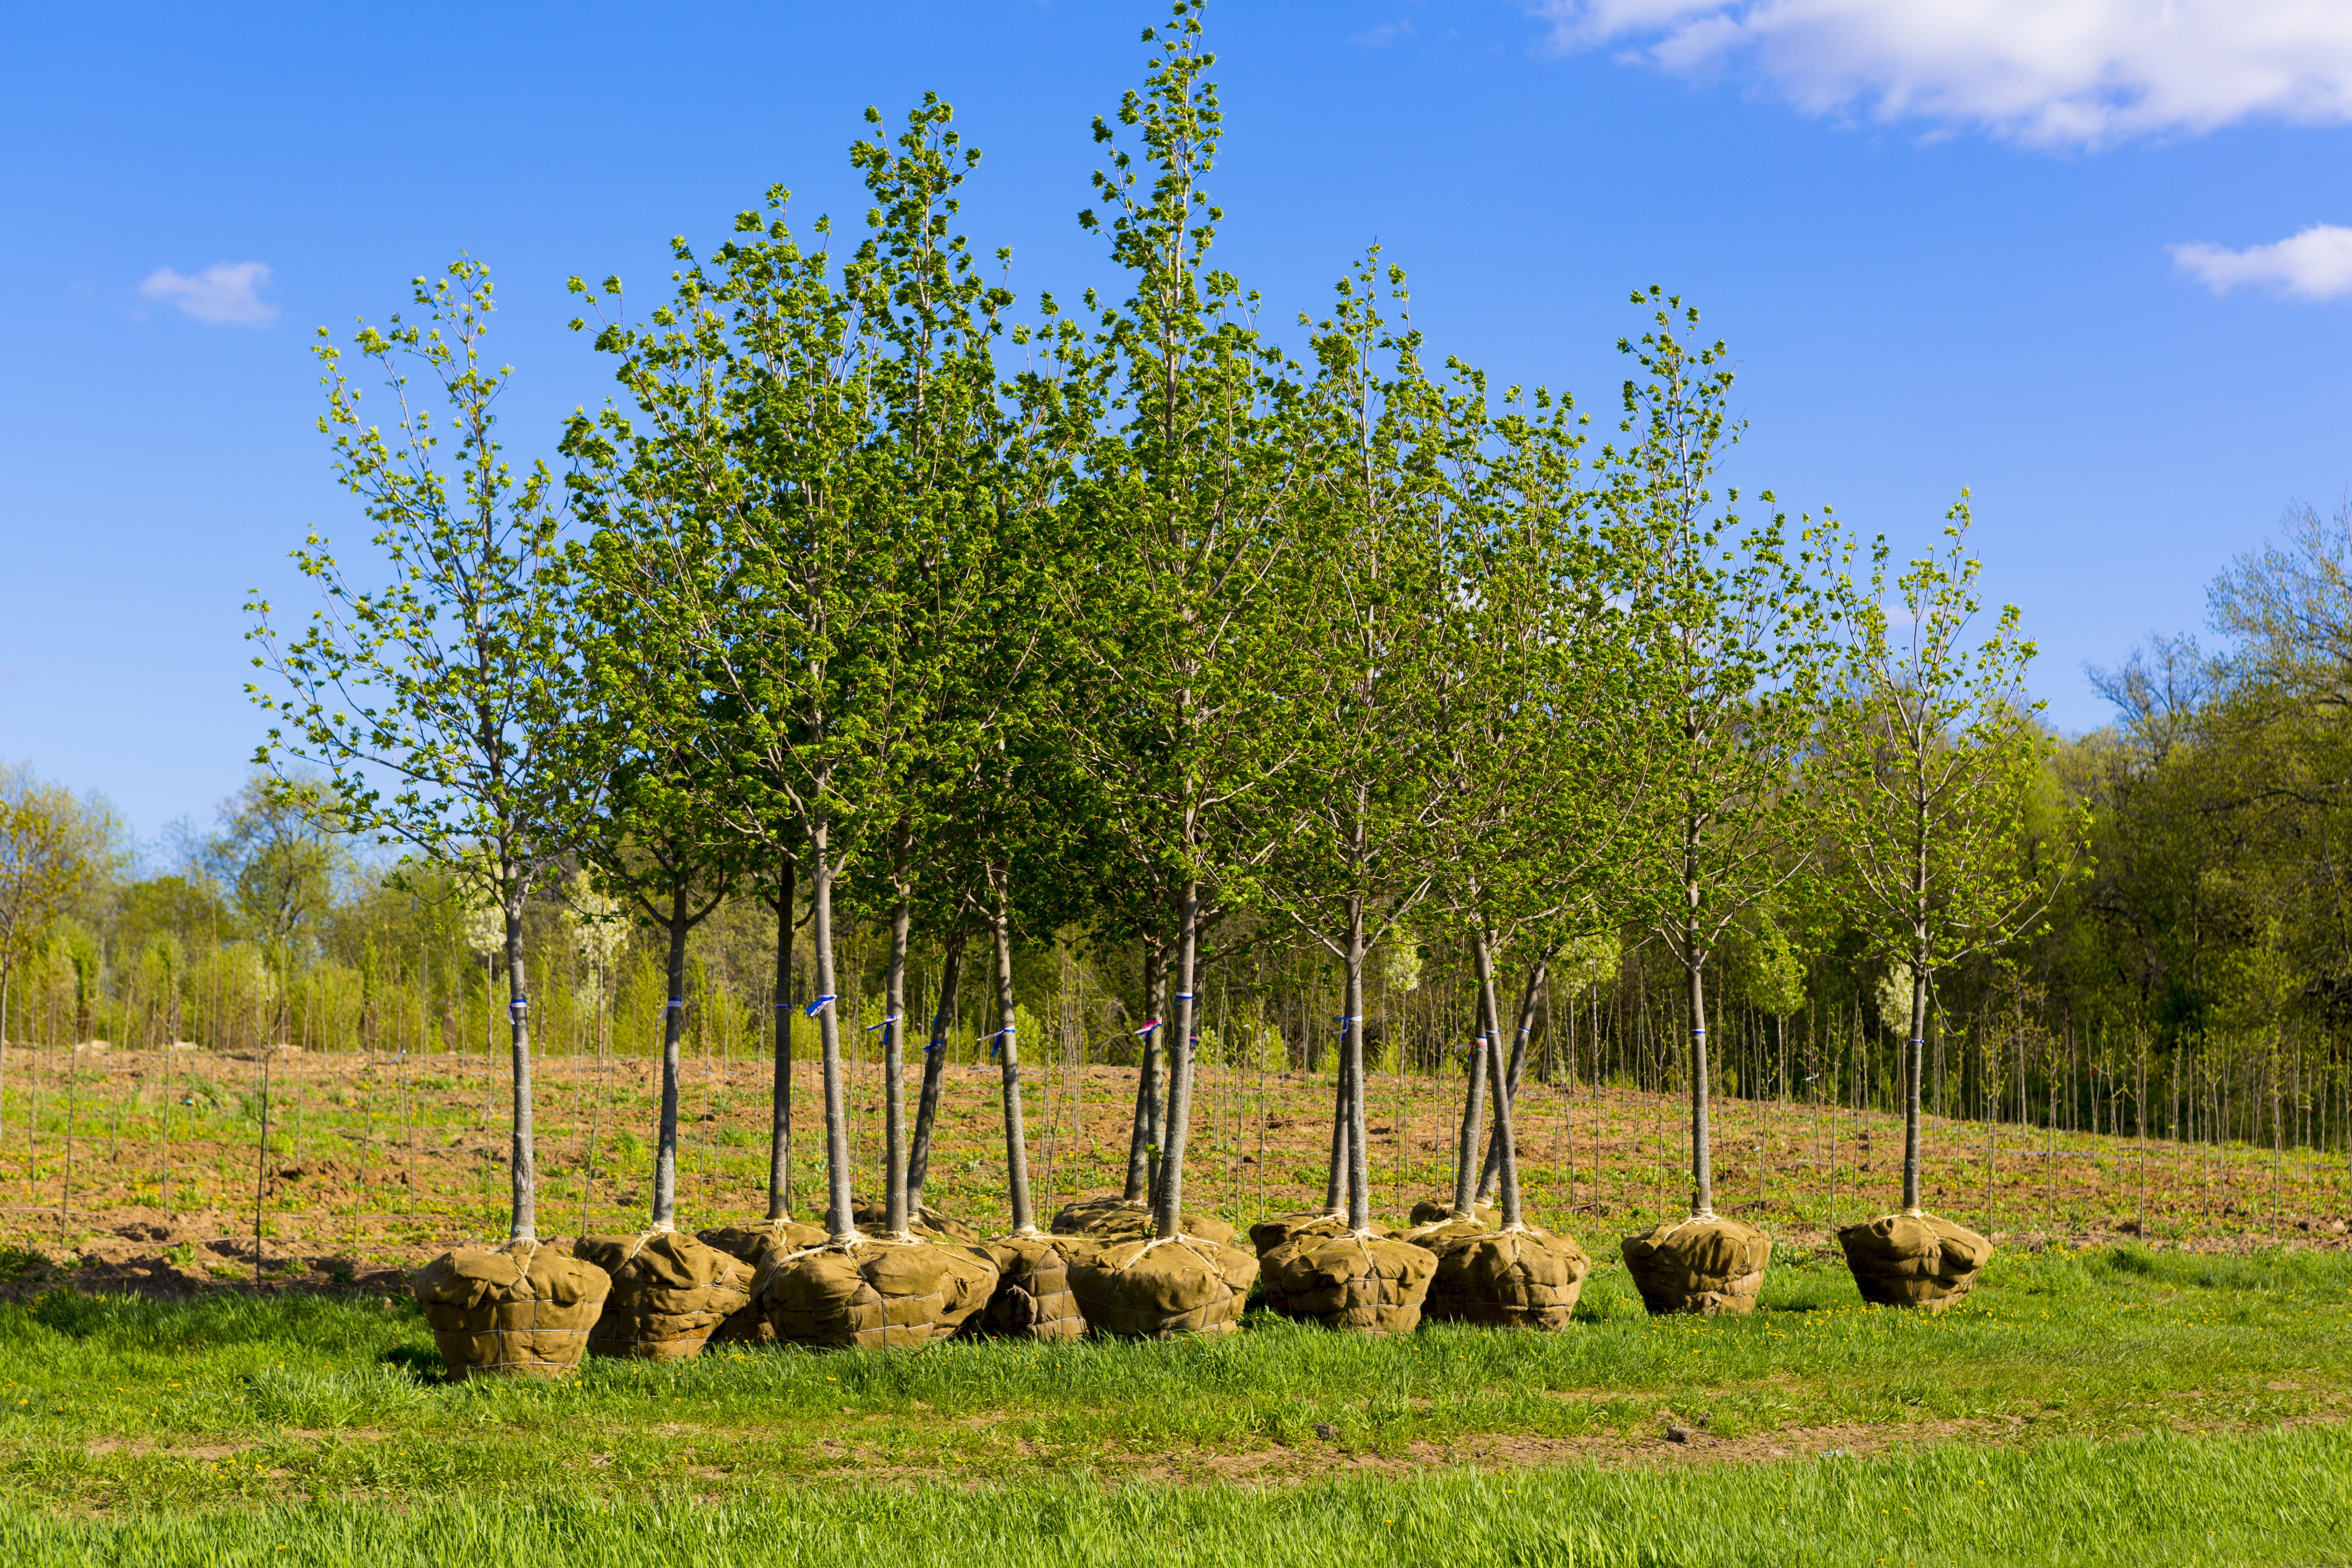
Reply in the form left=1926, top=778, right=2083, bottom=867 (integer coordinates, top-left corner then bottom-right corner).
left=650, top=882, right=690, bottom=1231
left=905, top=928, right=966, bottom=1212
left=810, top=819, right=855, bottom=1241
left=504, top=893, right=537, bottom=1242
left=989, top=868, right=1036, bottom=1234
left=1152, top=881, right=1202, bottom=1243
left=766, top=858, right=795, bottom=1221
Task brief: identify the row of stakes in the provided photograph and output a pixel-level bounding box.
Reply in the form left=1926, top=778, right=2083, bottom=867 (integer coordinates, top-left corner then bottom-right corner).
left=408, top=1194, right=1995, bottom=1379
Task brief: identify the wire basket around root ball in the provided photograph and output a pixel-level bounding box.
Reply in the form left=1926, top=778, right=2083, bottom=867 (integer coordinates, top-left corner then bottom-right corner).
left=697, top=1219, right=829, bottom=1345
left=1068, top=1234, right=1259, bottom=1340
left=760, top=1236, right=999, bottom=1352
left=410, top=1241, right=611, bottom=1382
left=1619, top=1214, right=1770, bottom=1317
left=1422, top=1225, right=1589, bottom=1330
left=574, top=1230, right=753, bottom=1361
left=1051, top=1196, right=1237, bottom=1248
left=1836, top=1212, right=1993, bottom=1310
left=1259, top=1230, right=1435, bottom=1334
left=977, top=1232, right=1096, bottom=1341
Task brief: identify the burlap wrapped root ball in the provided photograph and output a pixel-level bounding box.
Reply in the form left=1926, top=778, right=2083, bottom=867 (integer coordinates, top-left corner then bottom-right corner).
left=1619, top=1214, right=1771, bottom=1317
left=1248, top=1210, right=1352, bottom=1256
left=573, top=1230, right=753, bottom=1361
left=1259, top=1230, right=1436, bottom=1334
left=760, top=1236, right=999, bottom=1351
left=697, top=1220, right=827, bottom=1345
left=1423, top=1225, right=1589, bottom=1330
left=977, top=1232, right=1096, bottom=1341
left=1409, top=1198, right=1500, bottom=1228
left=410, top=1241, right=611, bottom=1382
left=1069, top=1234, right=1260, bottom=1340
left=1402, top=1203, right=1495, bottom=1249
left=1052, top=1196, right=1236, bottom=1249
left=1837, top=1212, right=1993, bottom=1310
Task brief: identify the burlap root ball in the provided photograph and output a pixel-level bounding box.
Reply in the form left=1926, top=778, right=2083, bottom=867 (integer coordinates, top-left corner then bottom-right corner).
left=1409, top=1198, right=1501, bottom=1228
left=1248, top=1210, right=1352, bottom=1256
left=976, top=1232, right=1096, bottom=1341
left=1837, top=1211, right=1993, bottom=1311
left=1619, top=1214, right=1771, bottom=1316
left=760, top=1236, right=1000, bottom=1352
left=697, top=1219, right=828, bottom=1345
left=410, top=1241, right=611, bottom=1381
left=851, top=1197, right=981, bottom=1243
left=1051, top=1196, right=1237, bottom=1249
left=1422, top=1225, right=1590, bottom=1329
left=573, top=1230, right=753, bottom=1361
left=1258, top=1230, right=1436, bottom=1334
left=1068, top=1234, right=1260, bottom=1340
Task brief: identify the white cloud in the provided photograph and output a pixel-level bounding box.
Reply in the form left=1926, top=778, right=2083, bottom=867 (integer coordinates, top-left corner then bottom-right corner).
left=1537, top=0, right=2352, bottom=148
left=138, top=261, right=276, bottom=326
left=1352, top=20, right=1414, bottom=45
left=2171, top=224, right=2352, bottom=300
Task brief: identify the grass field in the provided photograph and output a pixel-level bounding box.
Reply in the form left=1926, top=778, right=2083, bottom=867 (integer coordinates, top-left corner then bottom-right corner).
left=0, top=1241, right=2340, bottom=1560
left=0, top=1042, right=2343, bottom=1561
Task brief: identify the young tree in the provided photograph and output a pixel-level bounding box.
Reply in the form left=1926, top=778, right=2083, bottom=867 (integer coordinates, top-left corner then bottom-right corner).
left=1252, top=255, right=1458, bottom=1276
left=252, top=261, right=613, bottom=1376
left=249, top=261, right=604, bottom=1248
left=1820, top=503, right=2074, bottom=1305
left=1606, top=291, right=1831, bottom=1315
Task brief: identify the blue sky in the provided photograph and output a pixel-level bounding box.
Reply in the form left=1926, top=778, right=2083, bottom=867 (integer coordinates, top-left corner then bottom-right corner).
left=5, top=0, right=2351, bottom=840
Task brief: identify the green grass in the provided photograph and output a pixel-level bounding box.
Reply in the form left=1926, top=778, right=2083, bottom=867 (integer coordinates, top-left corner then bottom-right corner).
left=0, top=1426, right=2344, bottom=1566
left=0, top=1241, right=2342, bottom=1560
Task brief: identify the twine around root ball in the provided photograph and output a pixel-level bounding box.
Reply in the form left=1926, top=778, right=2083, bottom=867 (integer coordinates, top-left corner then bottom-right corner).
left=574, top=1230, right=753, bottom=1362
left=1836, top=1211, right=1993, bottom=1311
left=697, top=1220, right=828, bottom=1345
left=410, top=1240, right=610, bottom=1382
left=978, top=1232, right=1095, bottom=1341
left=1052, top=1196, right=1238, bottom=1249
left=1068, top=1234, right=1259, bottom=1340
left=1248, top=1210, right=1359, bottom=1257
left=1259, top=1230, right=1435, bottom=1335
left=759, top=1234, right=999, bottom=1352
left=1619, top=1214, right=1770, bottom=1317
left=1408, top=1198, right=1500, bottom=1229
left=1422, top=1225, right=1589, bottom=1330
left=851, top=1198, right=981, bottom=1244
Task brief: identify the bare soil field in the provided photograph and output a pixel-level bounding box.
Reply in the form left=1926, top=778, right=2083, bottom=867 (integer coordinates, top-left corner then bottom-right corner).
left=0, top=1040, right=2340, bottom=1297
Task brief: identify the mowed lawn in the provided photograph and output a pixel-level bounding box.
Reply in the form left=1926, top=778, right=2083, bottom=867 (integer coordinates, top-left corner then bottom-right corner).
left=0, top=1242, right=2339, bottom=1562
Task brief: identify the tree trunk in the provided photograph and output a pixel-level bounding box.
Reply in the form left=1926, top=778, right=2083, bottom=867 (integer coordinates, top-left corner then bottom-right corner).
left=650, top=880, right=690, bottom=1231
left=905, top=927, right=966, bottom=1212
left=1342, top=893, right=1370, bottom=1232
left=1686, top=939, right=1713, bottom=1219
left=1476, top=953, right=1553, bottom=1203
left=504, top=894, right=538, bottom=1243
left=810, top=817, right=855, bottom=1241
left=1903, top=944, right=1928, bottom=1214
left=766, top=858, right=795, bottom=1221
left=1122, top=939, right=1167, bottom=1203
left=1152, top=881, right=1202, bottom=1242
left=988, top=866, right=1036, bottom=1234
left=1471, top=932, right=1523, bottom=1229
left=879, top=828, right=916, bottom=1236
left=1448, top=934, right=1494, bottom=1221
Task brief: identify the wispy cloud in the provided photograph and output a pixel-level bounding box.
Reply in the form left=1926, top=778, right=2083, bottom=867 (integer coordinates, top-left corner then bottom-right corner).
left=1352, top=19, right=1414, bottom=46
left=1535, top=1, right=2352, bottom=149
left=2171, top=225, right=2352, bottom=301
left=138, top=261, right=276, bottom=326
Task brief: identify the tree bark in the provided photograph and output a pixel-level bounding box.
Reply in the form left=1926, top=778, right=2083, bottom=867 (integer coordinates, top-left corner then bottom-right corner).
left=810, top=817, right=855, bottom=1241
left=989, top=866, right=1036, bottom=1234
left=766, top=858, right=795, bottom=1221
left=1342, top=891, right=1370, bottom=1232
left=650, top=879, right=690, bottom=1231
left=1476, top=953, right=1553, bottom=1203
left=905, top=927, right=966, bottom=1212
left=881, top=827, right=914, bottom=1236
left=1122, top=938, right=1167, bottom=1204
left=1686, top=931, right=1713, bottom=1218
left=1471, top=931, right=1523, bottom=1229
left=504, top=891, right=537, bottom=1243
left=1904, top=945, right=1928, bottom=1213
left=1152, top=880, right=1202, bottom=1242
